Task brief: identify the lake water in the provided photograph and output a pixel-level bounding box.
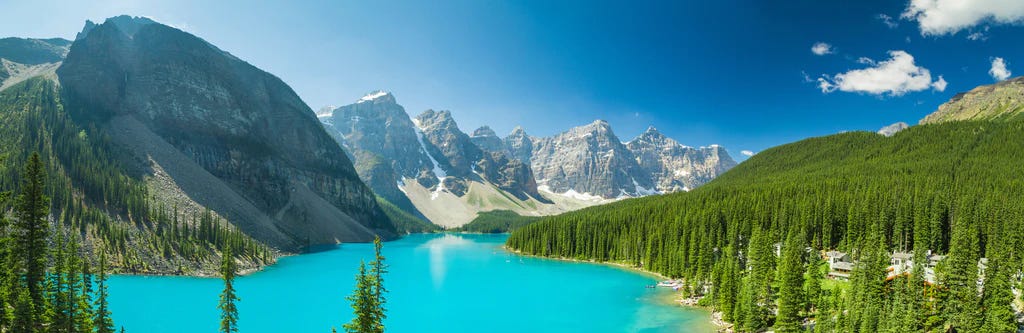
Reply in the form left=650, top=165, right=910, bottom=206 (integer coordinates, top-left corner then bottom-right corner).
left=108, top=233, right=713, bottom=332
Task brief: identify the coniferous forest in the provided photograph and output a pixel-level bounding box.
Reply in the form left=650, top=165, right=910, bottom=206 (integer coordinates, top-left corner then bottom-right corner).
left=0, top=78, right=272, bottom=274
left=507, top=119, right=1024, bottom=332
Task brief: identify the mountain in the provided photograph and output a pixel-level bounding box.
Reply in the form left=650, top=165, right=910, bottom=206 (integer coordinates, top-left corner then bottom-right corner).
left=316, top=91, right=438, bottom=217
left=318, top=93, right=736, bottom=226
left=518, top=121, right=736, bottom=199
left=508, top=118, right=1024, bottom=332
left=920, top=76, right=1024, bottom=124
left=470, top=126, right=506, bottom=154
left=626, top=126, right=737, bottom=193
left=3, top=16, right=411, bottom=274
left=528, top=120, right=657, bottom=198
left=318, top=94, right=599, bottom=227
left=56, top=15, right=396, bottom=252
left=0, top=37, right=70, bottom=91
left=877, top=122, right=909, bottom=136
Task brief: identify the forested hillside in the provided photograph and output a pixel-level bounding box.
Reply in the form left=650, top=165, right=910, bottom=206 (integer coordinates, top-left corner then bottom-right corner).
left=0, top=78, right=271, bottom=274
left=455, top=210, right=541, bottom=233
left=507, top=120, right=1024, bottom=332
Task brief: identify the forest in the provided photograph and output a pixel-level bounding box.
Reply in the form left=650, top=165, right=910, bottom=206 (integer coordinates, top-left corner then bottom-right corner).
left=0, top=78, right=272, bottom=274
left=507, top=120, right=1024, bottom=332
left=454, top=210, right=540, bottom=233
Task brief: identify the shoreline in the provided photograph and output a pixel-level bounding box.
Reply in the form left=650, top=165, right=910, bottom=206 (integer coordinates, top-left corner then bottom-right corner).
left=503, top=246, right=730, bottom=332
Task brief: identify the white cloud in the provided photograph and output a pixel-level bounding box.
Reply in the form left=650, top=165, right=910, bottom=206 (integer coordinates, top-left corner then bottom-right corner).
left=902, top=0, right=1024, bottom=35
left=857, top=57, right=876, bottom=65
left=932, top=75, right=948, bottom=91
left=967, top=32, right=987, bottom=40
left=878, top=14, right=899, bottom=28
left=816, top=50, right=945, bottom=96
left=989, top=57, right=1011, bottom=81
left=740, top=150, right=755, bottom=157
left=811, top=42, right=834, bottom=56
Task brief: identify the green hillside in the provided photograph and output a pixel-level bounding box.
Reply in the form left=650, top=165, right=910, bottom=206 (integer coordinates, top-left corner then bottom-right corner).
left=507, top=120, right=1024, bottom=332
left=455, top=210, right=541, bottom=233
left=0, top=78, right=271, bottom=274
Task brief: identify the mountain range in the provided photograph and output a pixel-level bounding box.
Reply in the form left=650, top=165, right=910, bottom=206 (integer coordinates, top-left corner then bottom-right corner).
left=317, top=92, right=737, bottom=226
left=0, top=16, right=399, bottom=274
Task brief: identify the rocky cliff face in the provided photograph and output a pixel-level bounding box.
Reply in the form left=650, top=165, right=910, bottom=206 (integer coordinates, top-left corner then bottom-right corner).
left=0, top=37, right=70, bottom=91
left=470, top=126, right=506, bottom=154
left=414, top=109, right=540, bottom=199
left=626, top=126, right=737, bottom=192
left=57, top=16, right=395, bottom=250
left=317, top=91, right=437, bottom=217
left=504, top=126, right=535, bottom=163
left=920, top=76, right=1024, bottom=124
left=528, top=120, right=655, bottom=198
left=877, top=122, right=909, bottom=137
left=317, top=93, right=735, bottom=223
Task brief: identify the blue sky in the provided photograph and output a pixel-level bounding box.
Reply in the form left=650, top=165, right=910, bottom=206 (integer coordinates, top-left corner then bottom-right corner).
left=2, top=0, right=1023, bottom=160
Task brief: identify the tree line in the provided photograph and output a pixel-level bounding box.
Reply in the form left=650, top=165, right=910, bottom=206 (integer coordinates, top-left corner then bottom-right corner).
left=507, top=120, right=1024, bottom=332
left=0, top=152, right=118, bottom=332
left=0, top=78, right=271, bottom=274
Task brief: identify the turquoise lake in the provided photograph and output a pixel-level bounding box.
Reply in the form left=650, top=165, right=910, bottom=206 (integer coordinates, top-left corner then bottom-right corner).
left=108, top=233, right=713, bottom=332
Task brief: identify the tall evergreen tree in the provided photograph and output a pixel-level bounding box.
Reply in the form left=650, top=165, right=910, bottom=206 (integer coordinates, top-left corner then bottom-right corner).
left=94, top=252, right=115, bottom=333
left=741, top=226, right=774, bottom=332
left=343, top=262, right=374, bottom=333
left=940, top=216, right=981, bottom=332
left=980, top=227, right=1016, bottom=332
left=218, top=247, right=240, bottom=333
left=369, top=237, right=387, bottom=333
left=14, top=152, right=51, bottom=326
left=774, top=227, right=806, bottom=333
left=0, top=188, right=10, bottom=330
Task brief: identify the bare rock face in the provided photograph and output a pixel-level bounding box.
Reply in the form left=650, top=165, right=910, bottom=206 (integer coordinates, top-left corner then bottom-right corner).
left=57, top=16, right=396, bottom=250
left=318, top=91, right=436, bottom=217
left=414, top=110, right=541, bottom=197
left=528, top=120, right=655, bottom=198
left=877, top=122, right=909, bottom=137
left=920, top=76, right=1024, bottom=124
left=317, top=95, right=542, bottom=224
left=470, top=126, right=507, bottom=155
left=626, top=126, right=737, bottom=192
left=504, top=126, right=535, bottom=164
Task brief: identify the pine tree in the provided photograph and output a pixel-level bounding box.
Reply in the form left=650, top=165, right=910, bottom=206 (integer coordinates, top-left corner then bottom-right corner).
left=0, top=189, right=10, bottom=331
left=742, top=226, right=774, bottom=332
left=803, top=250, right=823, bottom=314
left=980, top=229, right=1016, bottom=332
left=343, top=261, right=374, bottom=333
left=774, top=227, right=805, bottom=332
left=94, top=252, right=115, bottom=333
left=940, top=216, right=981, bottom=332
left=14, top=152, right=51, bottom=326
left=218, top=247, right=240, bottom=333
left=369, top=237, right=387, bottom=333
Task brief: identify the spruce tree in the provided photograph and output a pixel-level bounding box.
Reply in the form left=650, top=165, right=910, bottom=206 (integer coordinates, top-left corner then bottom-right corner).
left=369, top=237, right=387, bottom=333
left=774, top=227, right=805, bottom=332
left=218, top=247, right=240, bottom=333
left=741, top=226, right=774, bottom=331
left=0, top=189, right=10, bottom=330
left=14, top=152, right=50, bottom=326
left=940, top=217, right=981, bottom=332
left=803, top=251, right=823, bottom=314
left=980, top=230, right=1016, bottom=332
left=94, top=252, right=116, bottom=333
left=343, top=261, right=374, bottom=333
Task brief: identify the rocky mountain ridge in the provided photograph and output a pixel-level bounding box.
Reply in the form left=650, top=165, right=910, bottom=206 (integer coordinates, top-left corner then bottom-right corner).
left=920, top=76, right=1024, bottom=124
left=57, top=15, right=397, bottom=253
left=318, top=92, right=737, bottom=226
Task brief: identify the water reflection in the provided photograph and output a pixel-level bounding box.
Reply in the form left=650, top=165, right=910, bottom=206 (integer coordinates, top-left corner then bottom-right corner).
left=418, top=234, right=473, bottom=289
